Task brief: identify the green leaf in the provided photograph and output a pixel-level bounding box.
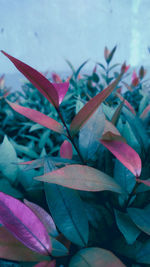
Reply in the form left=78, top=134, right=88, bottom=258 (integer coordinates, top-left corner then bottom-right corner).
left=35, top=164, right=123, bottom=193
left=75, top=60, right=89, bottom=79
left=0, top=179, right=23, bottom=199
left=0, top=135, right=18, bottom=184
left=70, top=73, right=123, bottom=136
left=122, top=121, right=141, bottom=154
left=128, top=207, right=150, bottom=235
left=44, top=159, right=89, bottom=247
left=122, top=107, right=148, bottom=154
left=115, top=210, right=140, bottom=245
left=79, top=106, right=105, bottom=160
left=136, top=239, right=150, bottom=264
left=69, top=247, right=125, bottom=267
left=51, top=237, right=68, bottom=257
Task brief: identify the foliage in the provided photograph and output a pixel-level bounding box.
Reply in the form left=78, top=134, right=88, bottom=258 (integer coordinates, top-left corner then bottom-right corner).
left=0, top=46, right=150, bottom=267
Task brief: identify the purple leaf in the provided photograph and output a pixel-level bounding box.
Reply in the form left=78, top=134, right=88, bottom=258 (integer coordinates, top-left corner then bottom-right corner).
left=100, top=140, right=141, bottom=177
left=7, top=100, right=66, bottom=135
left=0, top=192, right=52, bottom=255
left=1, top=51, right=59, bottom=107
left=60, top=140, right=73, bottom=159
left=24, top=199, right=58, bottom=237
left=33, top=260, right=56, bottom=267
left=53, top=82, right=69, bottom=104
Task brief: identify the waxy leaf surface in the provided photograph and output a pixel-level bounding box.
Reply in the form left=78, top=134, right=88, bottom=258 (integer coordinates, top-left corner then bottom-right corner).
left=35, top=164, right=122, bottom=193
left=0, top=192, right=52, bottom=255
left=100, top=140, right=141, bottom=177
left=44, top=159, right=89, bottom=247
left=24, top=199, right=58, bottom=237
left=0, top=227, right=50, bottom=262
left=1, top=50, right=59, bottom=107
left=128, top=207, right=150, bottom=235
left=60, top=140, right=73, bottom=159
left=69, top=247, right=125, bottom=267
left=7, top=101, right=65, bottom=135
left=70, top=73, right=123, bottom=136
left=53, top=82, right=69, bottom=104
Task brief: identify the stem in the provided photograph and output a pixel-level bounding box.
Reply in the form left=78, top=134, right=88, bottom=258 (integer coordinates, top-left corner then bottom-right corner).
left=56, top=107, right=86, bottom=164
left=124, top=181, right=139, bottom=210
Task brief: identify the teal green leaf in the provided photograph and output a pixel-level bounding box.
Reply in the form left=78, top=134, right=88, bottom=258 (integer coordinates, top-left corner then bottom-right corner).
left=51, top=237, right=68, bottom=257
left=79, top=106, right=105, bottom=160
left=69, top=247, right=125, bottom=267
left=128, top=207, right=150, bottom=235
left=44, top=159, right=89, bottom=247
left=0, top=135, right=18, bottom=184
left=115, top=210, right=140, bottom=244
left=0, top=179, right=23, bottom=198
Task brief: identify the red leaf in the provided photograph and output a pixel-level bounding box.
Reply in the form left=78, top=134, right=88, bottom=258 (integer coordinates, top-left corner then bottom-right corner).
left=70, top=73, right=123, bottom=136
left=1, top=51, right=59, bottom=107
left=116, top=93, right=136, bottom=115
left=121, top=63, right=130, bottom=73
left=0, top=192, right=52, bottom=255
left=131, top=70, right=139, bottom=87
left=100, top=140, right=141, bottom=177
left=60, top=140, right=73, bottom=159
left=53, top=82, right=69, bottom=104
left=7, top=100, right=66, bottom=135
left=140, top=104, right=150, bottom=119
left=33, top=260, right=56, bottom=267
left=51, top=72, right=62, bottom=83
left=24, top=199, right=58, bottom=237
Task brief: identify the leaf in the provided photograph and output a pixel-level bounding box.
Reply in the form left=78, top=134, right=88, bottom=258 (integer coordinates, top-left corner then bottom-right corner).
left=75, top=60, right=89, bottom=79
left=136, top=178, right=150, bottom=188
left=69, top=247, right=125, bottom=267
left=0, top=192, right=52, bottom=255
left=116, top=93, right=136, bottom=115
left=24, top=199, right=58, bottom=237
left=0, top=179, right=23, bottom=198
left=79, top=106, right=105, bottom=160
left=0, top=135, right=18, bottom=184
left=0, top=227, right=50, bottom=262
left=1, top=50, right=59, bottom=107
left=60, top=140, right=73, bottom=159
left=128, top=207, right=150, bottom=235
left=140, top=104, right=150, bottom=119
left=122, top=107, right=148, bottom=154
left=44, top=159, right=89, bottom=247
left=7, top=101, right=66, bottom=135
left=107, top=45, right=117, bottom=64
left=70, top=73, right=123, bottom=136
left=111, top=101, right=124, bottom=125
left=115, top=210, right=140, bottom=245
left=122, top=121, right=141, bottom=154
left=33, top=261, right=56, bottom=267
left=51, top=237, right=68, bottom=256
left=136, top=239, right=150, bottom=264
left=100, top=140, right=141, bottom=177
left=35, top=164, right=123, bottom=193
left=114, top=160, right=136, bottom=195
left=52, top=82, right=69, bottom=104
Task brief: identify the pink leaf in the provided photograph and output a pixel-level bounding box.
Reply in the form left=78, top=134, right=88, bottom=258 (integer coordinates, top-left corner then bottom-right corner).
left=33, top=260, right=56, bottom=267
left=140, top=104, right=150, bottom=119
left=116, top=93, right=136, bottom=115
left=131, top=70, right=139, bottom=87
left=1, top=51, right=59, bottom=107
left=24, top=199, right=58, bottom=237
left=100, top=140, right=142, bottom=177
left=70, top=73, right=123, bottom=136
left=60, top=140, right=73, bottom=159
left=7, top=100, right=66, bottom=135
left=53, top=82, right=69, bottom=104
left=0, top=227, right=50, bottom=262
left=0, top=192, right=52, bottom=255
left=136, top=178, right=150, bottom=187
left=51, top=72, right=62, bottom=83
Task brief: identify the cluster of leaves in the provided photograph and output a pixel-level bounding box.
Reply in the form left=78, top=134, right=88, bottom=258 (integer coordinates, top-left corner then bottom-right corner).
left=0, top=46, right=150, bottom=267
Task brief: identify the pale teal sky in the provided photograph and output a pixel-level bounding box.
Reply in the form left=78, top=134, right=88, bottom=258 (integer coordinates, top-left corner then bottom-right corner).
left=0, top=0, right=150, bottom=74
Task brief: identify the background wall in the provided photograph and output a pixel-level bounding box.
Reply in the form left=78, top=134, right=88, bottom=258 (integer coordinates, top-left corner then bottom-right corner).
left=0, top=0, right=150, bottom=88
